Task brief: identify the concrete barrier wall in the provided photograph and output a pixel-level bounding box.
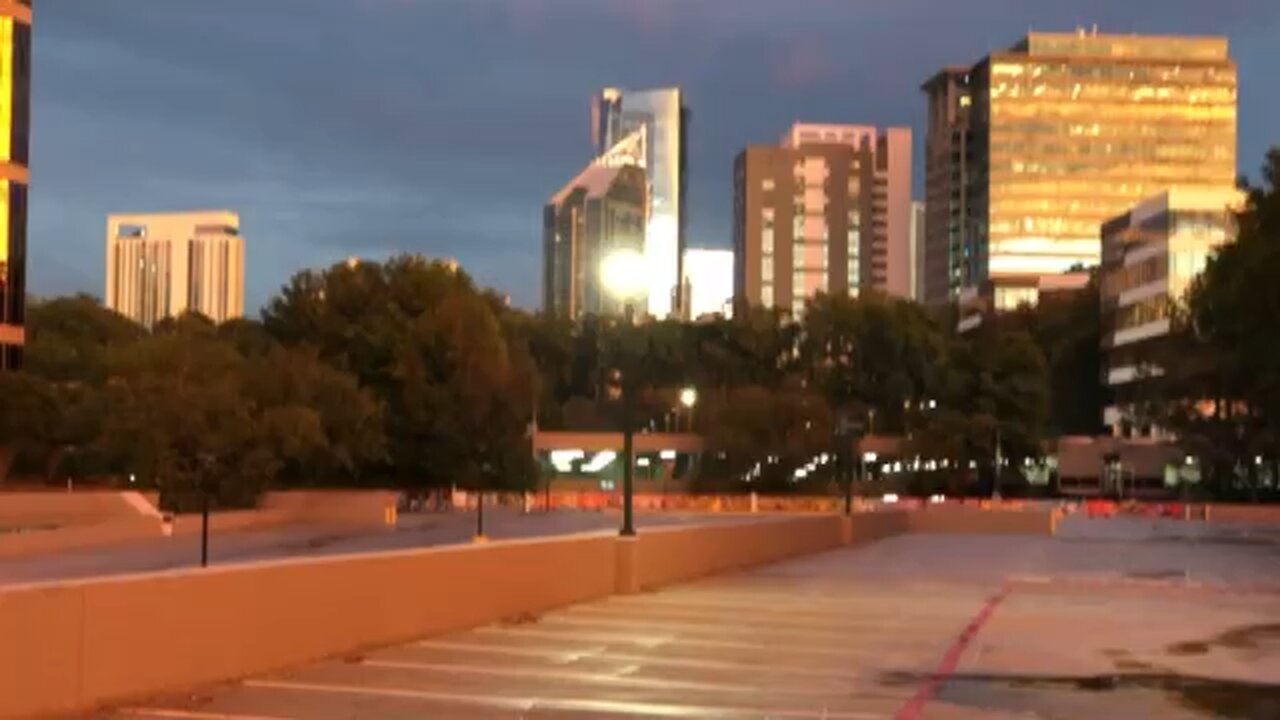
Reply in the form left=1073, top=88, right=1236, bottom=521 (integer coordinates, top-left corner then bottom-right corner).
left=625, top=516, right=845, bottom=592
left=1201, top=503, right=1280, bottom=524
left=0, top=507, right=1058, bottom=718
left=169, top=509, right=292, bottom=535
left=0, top=491, right=140, bottom=527
left=260, top=490, right=398, bottom=527
left=847, top=510, right=911, bottom=545
left=0, top=534, right=618, bottom=719
left=908, top=506, right=1057, bottom=535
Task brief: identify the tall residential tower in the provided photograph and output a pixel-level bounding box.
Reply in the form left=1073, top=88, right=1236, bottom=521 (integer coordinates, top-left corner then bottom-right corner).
left=734, top=123, right=912, bottom=317
left=105, top=211, right=245, bottom=328
left=924, top=30, right=1237, bottom=310
left=591, top=87, right=688, bottom=318
left=0, top=0, right=31, bottom=369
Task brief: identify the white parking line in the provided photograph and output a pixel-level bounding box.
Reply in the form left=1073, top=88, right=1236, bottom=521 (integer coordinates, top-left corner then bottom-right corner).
left=243, top=679, right=889, bottom=719
left=473, top=625, right=869, bottom=658
left=537, top=613, right=915, bottom=644
left=410, top=639, right=869, bottom=679
left=361, top=658, right=850, bottom=695
left=122, top=710, right=294, bottom=720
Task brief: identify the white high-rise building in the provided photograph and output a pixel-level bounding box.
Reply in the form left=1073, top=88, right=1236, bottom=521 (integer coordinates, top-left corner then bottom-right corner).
left=105, top=210, right=245, bottom=328
left=682, top=248, right=734, bottom=320
left=592, top=87, right=688, bottom=318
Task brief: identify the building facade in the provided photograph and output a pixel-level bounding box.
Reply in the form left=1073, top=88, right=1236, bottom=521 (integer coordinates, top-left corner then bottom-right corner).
left=592, top=87, right=688, bottom=318
left=105, top=211, right=245, bottom=328
left=0, top=0, right=31, bottom=369
left=681, top=247, right=733, bottom=320
left=1100, top=187, right=1242, bottom=438
left=920, top=68, right=972, bottom=305
left=926, top=30, right=1237, bottom=311
left=909, top=200, right=925, bottom=302
left=543, top=162, right=647, bottom=319
left=733, top=123, right=912, bottom=316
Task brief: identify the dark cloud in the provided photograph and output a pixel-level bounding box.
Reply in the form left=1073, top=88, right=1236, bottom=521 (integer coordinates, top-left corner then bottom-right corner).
left=31, top=0, right=1280, bottom=311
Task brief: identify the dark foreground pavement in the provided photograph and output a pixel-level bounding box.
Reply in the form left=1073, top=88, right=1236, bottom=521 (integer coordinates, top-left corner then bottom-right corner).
left=101, top=515, right=1280, bottom=719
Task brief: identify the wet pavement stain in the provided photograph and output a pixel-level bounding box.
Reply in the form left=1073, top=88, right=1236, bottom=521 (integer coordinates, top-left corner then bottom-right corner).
left=1167, top=623, right=1280, bottom=657
left=880, top=671, right=1280, bottom=719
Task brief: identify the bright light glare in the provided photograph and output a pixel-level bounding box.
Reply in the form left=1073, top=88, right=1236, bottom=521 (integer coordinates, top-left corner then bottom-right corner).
left=582, top=451, right=616, bottom=473
left=794, top=467, right=808, bottom=479
left=659, top=449, right=677, bottom=460
left=679, top=386, right=698, bottom=408
left=863, top=451, right=878, bottom=462
left=601, top=249, right=647, bottom=298
left=636, top=457, right=651, bottom=467
left=550, top=449, right=585, bottom=472
left=929, top=494, right=946, bottom=504
left=882, top=493, right=900, bottom=504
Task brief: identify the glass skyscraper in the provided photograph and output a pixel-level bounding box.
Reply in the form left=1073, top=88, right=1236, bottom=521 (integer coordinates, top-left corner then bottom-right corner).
left=0, top=0, right=30, bottom=369
left=926, top=30, right=1237, bottom=310
left=592, top=87, right=688, bottom=318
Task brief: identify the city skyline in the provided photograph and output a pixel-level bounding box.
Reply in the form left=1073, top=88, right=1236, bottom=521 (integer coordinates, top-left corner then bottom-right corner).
left=30, top=1, right=1280, bottom=313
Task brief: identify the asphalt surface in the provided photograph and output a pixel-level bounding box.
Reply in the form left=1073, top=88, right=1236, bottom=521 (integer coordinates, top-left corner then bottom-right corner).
left=101, top=514, right=1280, bottom=719
left=0, top=509, right=745, bottom=586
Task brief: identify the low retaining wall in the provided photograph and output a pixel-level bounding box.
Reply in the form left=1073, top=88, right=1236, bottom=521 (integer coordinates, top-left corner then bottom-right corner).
left=0, top=533, right=618, bottom=720
left=846, top=509, right=911, bottom=545
left=1200, top=503, right=1280, bottom=524
left=0, top=508, right=1056, bottom=719
left=622, top=516, right=845, bottom=592
left=260, top=490, right=398, bottom=527
left=0, top=491, right=142, bottom=527
left=908, top=505, right=1058, bottom=535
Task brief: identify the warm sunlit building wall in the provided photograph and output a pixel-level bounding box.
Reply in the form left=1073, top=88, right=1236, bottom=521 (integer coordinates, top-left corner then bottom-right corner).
left=734, top=123, right=912, bottom=318
left=0, top=0, right=30, bottom=369
left=1100, top=186, right=1243, bottom=438
left=105, top=211, right=245, bottom=328
left=592, top=87, right=688, bottom=319
left=929, top=30, right=1237, bottom=310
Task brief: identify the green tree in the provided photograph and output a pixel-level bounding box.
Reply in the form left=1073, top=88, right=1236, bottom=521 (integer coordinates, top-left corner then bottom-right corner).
left=0, top=372, right=57, bottom=483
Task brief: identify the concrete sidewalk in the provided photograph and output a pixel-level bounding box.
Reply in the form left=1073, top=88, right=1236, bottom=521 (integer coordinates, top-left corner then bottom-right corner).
left=103, top=517, right=1280, bottom=719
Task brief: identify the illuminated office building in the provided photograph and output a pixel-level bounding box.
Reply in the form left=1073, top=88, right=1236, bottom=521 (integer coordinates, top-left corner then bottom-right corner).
left=1100, top=187, right=1242, bottom=438
left=734, top=123, right=912, bottom=317
left=105, top=211, right=245, bottom=328
left=0, top=0, right=30, bottom=369
left=592, top=87, right=688, bottom=318
left=925, top=30, right=1237, bottom=310
left=543, top=155, right=647, bottom=319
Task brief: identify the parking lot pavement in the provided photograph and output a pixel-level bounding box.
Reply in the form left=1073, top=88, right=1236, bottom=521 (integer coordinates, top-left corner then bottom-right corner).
left=0, top=509, right=746, bottom=586
left=106, top=516, right=1280, bottom=719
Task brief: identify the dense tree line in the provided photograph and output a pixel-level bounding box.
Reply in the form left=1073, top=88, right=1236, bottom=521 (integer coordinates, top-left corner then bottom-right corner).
left=0, top=260, right=1081, bottom=503
left=2, top=150, right=1273, bottom=503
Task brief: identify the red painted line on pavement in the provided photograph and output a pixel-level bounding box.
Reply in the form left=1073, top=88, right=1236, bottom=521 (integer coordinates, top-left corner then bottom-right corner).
left=894, top=583, right=1010, bottom=720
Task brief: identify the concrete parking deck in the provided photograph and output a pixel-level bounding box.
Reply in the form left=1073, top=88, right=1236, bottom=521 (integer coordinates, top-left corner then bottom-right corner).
left=99, top=515, right=1280, bottom=719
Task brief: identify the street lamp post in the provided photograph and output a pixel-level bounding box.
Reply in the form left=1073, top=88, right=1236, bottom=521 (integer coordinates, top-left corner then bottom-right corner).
left=602, top=249, right=646, bottom=538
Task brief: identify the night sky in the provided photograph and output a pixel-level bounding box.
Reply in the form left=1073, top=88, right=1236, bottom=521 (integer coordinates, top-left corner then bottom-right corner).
left=31, top=0, right=1280, bottom=312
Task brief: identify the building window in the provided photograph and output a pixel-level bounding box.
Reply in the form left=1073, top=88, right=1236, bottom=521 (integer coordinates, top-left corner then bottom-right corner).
left=762, top=283, right=774, bottom=307
left=762, top=258, right=773, bottom=282
left=762, top=178, right=775, bottom=192
left=762, top=228, right=774, bottom=255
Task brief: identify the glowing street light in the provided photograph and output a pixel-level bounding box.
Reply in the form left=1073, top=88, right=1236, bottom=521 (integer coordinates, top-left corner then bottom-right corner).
left=679, top=386, right=697, bottom=408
